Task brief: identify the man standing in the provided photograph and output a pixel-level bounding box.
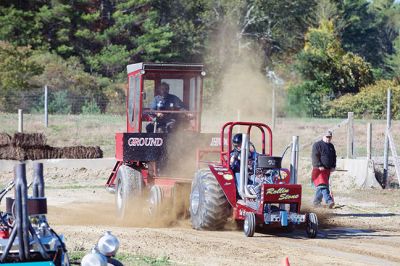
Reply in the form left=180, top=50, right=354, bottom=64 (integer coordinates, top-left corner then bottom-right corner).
left=311, top=130, right=336, bottom=208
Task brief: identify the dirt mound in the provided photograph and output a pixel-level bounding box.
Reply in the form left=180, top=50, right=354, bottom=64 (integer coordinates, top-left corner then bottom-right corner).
left=0, top=132, right=102, bottom=160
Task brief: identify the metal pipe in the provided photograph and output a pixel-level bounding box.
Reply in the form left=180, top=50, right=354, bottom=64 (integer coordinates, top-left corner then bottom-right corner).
left=239, top=134, right=247, bottom=199
left=14, top=164, right=26, bottom=260
left=15, top=163, right=30, bottom=260
left=384, top=89, right=391, bottom=188
left=290, top=136, right=299, bottom=184
left=239, top=134, right=256, bottom=199
left=33, top=162, right=45, bottom=197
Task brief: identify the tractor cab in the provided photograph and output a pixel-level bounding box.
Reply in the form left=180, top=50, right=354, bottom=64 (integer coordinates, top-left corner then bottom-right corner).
left=125, top=63, right=204, bottom=133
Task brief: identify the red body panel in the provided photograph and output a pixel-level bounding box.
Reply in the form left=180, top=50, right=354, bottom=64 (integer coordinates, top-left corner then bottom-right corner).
left=115, top=133, right=124, bottom=161
left=262, top=184, right=302, bottom=205
left=209, top=164, right=237, bottom=206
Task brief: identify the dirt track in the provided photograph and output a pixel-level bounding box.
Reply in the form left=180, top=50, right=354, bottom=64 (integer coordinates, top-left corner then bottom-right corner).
left=1, top=163, right=400, bottom=265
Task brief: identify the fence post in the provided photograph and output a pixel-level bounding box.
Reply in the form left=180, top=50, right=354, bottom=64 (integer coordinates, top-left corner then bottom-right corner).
left=44, top=85, right=48, bottom=128
left=290, top=136, right=299, bottom=184
left=18, top=109, right=23, bottom=133
left=367, top=123, right=372, bottom=160
left=383, top=88, right=391, bottom=188
left=346, top=112, right=354, bottom=158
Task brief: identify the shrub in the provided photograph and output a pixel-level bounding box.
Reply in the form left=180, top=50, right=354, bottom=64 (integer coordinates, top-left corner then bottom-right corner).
left=326, top=80, right=400, bottom=119
left=286, top=81, right=330, bottom=117
left=81, top=99, right=101, bottom=114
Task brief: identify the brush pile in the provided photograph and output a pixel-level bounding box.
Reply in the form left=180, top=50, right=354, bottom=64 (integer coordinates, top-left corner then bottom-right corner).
left=0, top=133, right=102, bottom=160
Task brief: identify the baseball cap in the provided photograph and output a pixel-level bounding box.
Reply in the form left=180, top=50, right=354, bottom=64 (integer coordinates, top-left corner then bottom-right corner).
left=325, top=130, right=333, bottom=137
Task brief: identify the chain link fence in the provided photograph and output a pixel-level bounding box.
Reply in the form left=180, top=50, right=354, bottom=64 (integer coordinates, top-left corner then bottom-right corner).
left=0, top=87, right=125, bottom=115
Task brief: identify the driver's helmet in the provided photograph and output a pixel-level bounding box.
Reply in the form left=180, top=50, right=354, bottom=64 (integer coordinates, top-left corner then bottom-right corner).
left=232, top=133, right=242, bottom=148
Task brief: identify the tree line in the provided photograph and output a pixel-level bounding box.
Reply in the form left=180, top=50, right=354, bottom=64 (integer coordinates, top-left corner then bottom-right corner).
left=0, top=0, right=399, bottom=117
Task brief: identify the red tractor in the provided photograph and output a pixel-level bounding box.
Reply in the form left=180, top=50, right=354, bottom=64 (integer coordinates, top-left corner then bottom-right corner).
left=106, top=62, right=218, bottom=218
left=189, top=122, right=318, bottom=237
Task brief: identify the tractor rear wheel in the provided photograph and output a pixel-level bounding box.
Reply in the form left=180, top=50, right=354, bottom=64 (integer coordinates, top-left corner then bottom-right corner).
left=115, top=165, right=144, bottom=218
left=190, top=169, right=230, bottom=230
left=306, top=212, right=318, bottom=238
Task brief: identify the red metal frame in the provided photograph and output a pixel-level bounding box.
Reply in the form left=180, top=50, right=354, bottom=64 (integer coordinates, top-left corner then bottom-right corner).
left=220, top=122, right=273, bottom=168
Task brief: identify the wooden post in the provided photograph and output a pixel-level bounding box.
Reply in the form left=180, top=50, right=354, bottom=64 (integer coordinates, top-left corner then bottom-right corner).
left=347, top=112, right=354, bottom=158
left=18, top=109, right=23, bottom=133
left=383, top=89, right=391, bottom=188
left=44, top=85, right=48, bottom=128
left=367, top=123, right=372, bottom=159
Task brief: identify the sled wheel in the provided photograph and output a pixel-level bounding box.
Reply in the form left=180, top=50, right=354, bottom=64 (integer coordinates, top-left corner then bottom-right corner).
left=190, top=169, right=231, bottom=230
left=148, top=185, right=163, bottom=215
left=244, top=212, right=256, bottom=237
left=115, top=165, right=144, bottom=218
left=306, top=212, right=318, bottom=238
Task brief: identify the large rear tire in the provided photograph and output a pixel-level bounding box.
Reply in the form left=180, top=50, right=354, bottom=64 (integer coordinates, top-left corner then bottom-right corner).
left=190, top=169, right=231, bottom=230
left=115, top=165, right=144, bottom=218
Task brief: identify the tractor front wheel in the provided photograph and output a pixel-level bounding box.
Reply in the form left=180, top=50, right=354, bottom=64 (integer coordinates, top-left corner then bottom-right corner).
left=115, top=165, right=144, bottom=218
left=244, top=213, right=256, bottom=237
left=190, top=169, right=231, bottom=230
left=306, top=212, right=318, bottom=238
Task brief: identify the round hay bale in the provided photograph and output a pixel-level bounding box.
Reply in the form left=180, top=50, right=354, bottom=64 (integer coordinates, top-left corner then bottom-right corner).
left=58, top=146, right=103, bottom=159
left=0, top=145, right=25, bottom=160
left=13, top=133, right=47, bottom=147
left=0, top=133, right=11, bottom=146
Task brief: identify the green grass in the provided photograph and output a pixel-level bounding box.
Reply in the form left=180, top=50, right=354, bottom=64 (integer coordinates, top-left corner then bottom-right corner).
left=69, top=251, right=170, bottom=265
left=1, top=112, right=399, bottom=158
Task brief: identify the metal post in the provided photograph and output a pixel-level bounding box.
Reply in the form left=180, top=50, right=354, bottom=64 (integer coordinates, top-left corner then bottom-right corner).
left=383, top=89, right=391, bottom=188
left=367, top=123, right=372, bottom=160
left=33, top=162, right=45, bottom=197
left=290, top=136, right=299, bottom=184
left=44, top=85, right=48, bottom=128
left=346, top=112, right=354, bottom=158
left=272, top=85, right=276, bottom=131
left=18, top=109, right=23, bottom=133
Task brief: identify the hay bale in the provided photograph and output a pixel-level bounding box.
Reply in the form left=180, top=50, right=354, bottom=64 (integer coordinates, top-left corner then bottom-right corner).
left=24, top=145, right=55, bottom=160
left=13, top=133, right=47, bottom=147
left=0, top=133, right=11, bottom=146
left=59, top=146, right=103, bottom=159
left=0, top=146, right=25, bottom=160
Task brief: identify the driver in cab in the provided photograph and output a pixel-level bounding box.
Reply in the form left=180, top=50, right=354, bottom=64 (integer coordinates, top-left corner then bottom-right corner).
left=146, top=82, right=187, bottom=133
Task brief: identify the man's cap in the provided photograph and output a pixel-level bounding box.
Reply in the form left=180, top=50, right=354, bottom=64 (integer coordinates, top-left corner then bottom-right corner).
left=325, top=130, right=333, bottom=137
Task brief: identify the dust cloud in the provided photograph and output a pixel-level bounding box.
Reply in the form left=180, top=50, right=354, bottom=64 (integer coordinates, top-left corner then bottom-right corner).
left=209, top=59, right=273, bottom=123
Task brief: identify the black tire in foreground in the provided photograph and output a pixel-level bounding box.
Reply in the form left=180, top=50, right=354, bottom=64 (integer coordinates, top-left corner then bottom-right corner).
left=115, top=165, right=144, bottom=218
left=306, top=212, right=318, bottom=238
left=190, top=169, right=231, bottom=230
